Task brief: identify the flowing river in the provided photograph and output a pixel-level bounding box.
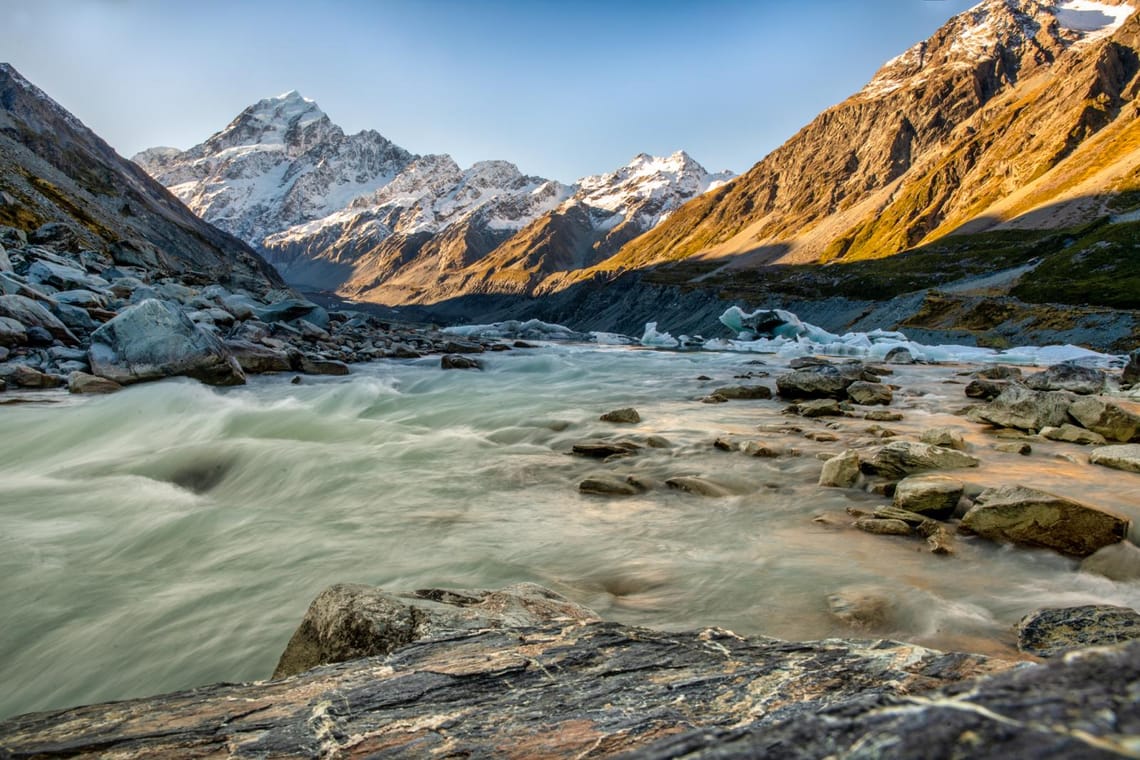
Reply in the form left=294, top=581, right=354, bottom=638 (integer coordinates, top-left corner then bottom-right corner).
left=2, top=344, right=1139, bottom=720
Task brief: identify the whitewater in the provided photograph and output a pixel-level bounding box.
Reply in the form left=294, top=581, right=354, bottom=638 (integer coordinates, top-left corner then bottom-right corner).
left=1, top=314, right=1139, bottom=721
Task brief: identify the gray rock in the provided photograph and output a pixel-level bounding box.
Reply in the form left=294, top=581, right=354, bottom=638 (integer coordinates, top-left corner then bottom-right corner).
left=26, top=260, right=109, bottom=293
left=1089, top=443, right=1140, bottom=474
left=441, top=354, right=481, bottom=370
left=67, top=371, right=122, bottom=394
left=893, top=474, right=964, bottom=520
left=1069, top=396, right=1140, bottom=442
left=819, top=450, right=861, bottom=488
left=846, top=381, right=892, bottom=406
left=223, top=339, right=292, bottom=374
left=88, top=299, right=245, bottom=386
left=600, top=407, right=641, bottom=423
left=1025, top=362, right=1106, bottom=395
left=301, top=357, right=350, bottom=375
left=975, top=365, right=1022, bottom=380
left=968, top=385, right=1073, bottom=432
left=964, top=377, right=1009, bottom=400
left=0, top=363, right=62, bottom=389
left=1124, top=348, right=1140, bottom=386
left=775, top=365, right=855, bottom=400
left=571, top=440, right=641, bottom=459
left=864, top=409, right=903, bottom=422
left=919, top=426, right=967, bottom=451
left=883, top=346, right=915, bottom=364
left=273, top=582, right=600, bottom=679
left=441, top=339, right=485, bottom=354
left=255, top=298, right=326, bottom=327
left=0, top=294, right=78, bottom=345
left=1081, top=541, right=1140, bottom=582
left=0, top=243, right=9, bottom=273
left=0, top=346, right=9, bottom=362
left=855, top=517, right=912, bottom=536
left=579, top=476, right=643, bottom=496
left=51, top=302, right=97, bottom=333
left=665, top=477, right=733, bottom=497
left=1018, top=605, right=1140, bottom=657
left=24, top=325, right=53, bottom=347
left=862, top=441, right=980, bottom=479
left=794, top=398, right=843, bottom=418
left=1040, top=424, right=1107, bottom=446
left=219, top=293, right=259, bottom=321
left=0, top=316, right=26, bottom=347
left=872, top=505, right=928, bottom=525
left=961, top=485, right=1131, bottom=558
left=711, top=385, right=772, bottom=400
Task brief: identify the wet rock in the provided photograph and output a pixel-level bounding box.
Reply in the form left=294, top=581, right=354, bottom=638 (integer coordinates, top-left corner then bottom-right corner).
left=223, top=339, right=292, bottom=374
left=1124, top=348, right=1140, bottom=386
left=918, top=519, right=955, bottom=555
left=579, top=476, right=643, bottom=496
left=0, top=363, right=61, bottom=389
left=0, top=316, right=26, bottom=347
left=713, top=437, right=737, bottom=452
left=0, top=621, right=1025, bottom=760
left=893, top=474, right=964, bottom=520
left=1080, top=541, right=1140, bottom=582
left=1089, top=443, right=1140, bottom=474
left=600, top=407, right=640, bottom=424
left=1039, top=424, right=1106, bottom=446
left=968, top=385, right=1073, bottom=432
left=845, top=381, right=892, bottom=406
left=960, top=485, right=1130, bottom=558
left=775, top=364, right=855, bottom=400
left=827, top=587, right=895, bottom=629
left=819, top=449, right=861, bottom=488
left=665, top=477, right=733, bottom=497
left=793, top=398, right=843, bottom=418
left=1017, top=605, right=1140, bottom=658
left=864, top=409, right=903, bottom=422
left=571, top=440, right=641, bottom=459
left=872, top=505, right=927, bottom=525
left=67, top=371, right=122, bottom=394
left=975, top=365, right=1022, bottom=380
left=700, top=393, right=728, bottom=404
left=964, top=377, right=1008, bottom=400
left=862, top=441, right=980, bottom=479
left=711, top=385, right=772, bottom=400
left=88, top=299, right=245, bottom=386
left=0, top=294, right=78, bottom=345
left=994, top=441, right=1033, bottom=455
left=1025, top=362, right=1106, bottom=395
left=743, top=441, right=781, bottom=458
left=855, top=517, right=912, bottom=535
left=300, top=357, right=350, bottom=376
left=883, top=346, right=915, bottom=364
left=919, top=426, right=967, bottom=451
left=273, top=583, right=600, bottom=679
left=441, top=339, right=485, bottom=354
left=1069, top=396, right=1140, bottom=443
left=441, top=354, right=482, bottom=370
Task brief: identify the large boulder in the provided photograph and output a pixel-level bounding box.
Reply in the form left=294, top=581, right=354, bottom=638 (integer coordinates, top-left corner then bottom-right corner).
left=273, top=582, right=600, bottom=679
left=1089, top=444, right=1140, bottom=474
left=775, top=364, right=857, bottom=400
left=968, top=385, right=1073, bottom=432
left=1017, top=605, right=1140, bottom=657
left=87, top=299, right=245, bottom=386
left=0, top=294, right=78, bottom=346
left=960, top=486, right=1130, bottom=558
left=861, top=441, right=980, bottom=479
left=1069, top=397, right=1140, bottom=442
left=1024, top=363, right=1106, bottom=395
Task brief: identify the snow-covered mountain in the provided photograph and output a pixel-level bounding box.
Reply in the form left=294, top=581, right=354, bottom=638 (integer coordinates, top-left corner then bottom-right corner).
left=134, top=98, right=733, bottom=303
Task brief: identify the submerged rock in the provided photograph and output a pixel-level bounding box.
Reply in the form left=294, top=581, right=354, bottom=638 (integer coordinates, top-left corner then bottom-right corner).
left=1017, top=605, right=1140, bottom=657
left=274, top=583, right=600, bottom=679
left=665, top=476, right=733, bottom=497
left=600, top=407, right=641, bottom=423
left=855, top=517, right=912, bottom=536
left=919, top=426, right=967, bottom=451
left=961, top=486, right=1130, bottom=558
left=223, top=339, right=292, bottom=374
left=1081, top=541, right=1140, bottom=582
left=441, top=354, right=481, bottom=370
left=1089, top=444, right=1140, bottom=474
left=571, top=440, right=641, bottom=459
left=87, top=299, right=245, bottom=386
left=579, top=476, right=643, bottom=496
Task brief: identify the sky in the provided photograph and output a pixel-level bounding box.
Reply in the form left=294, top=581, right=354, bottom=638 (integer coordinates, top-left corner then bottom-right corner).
left=2, top=0, right=978, bottom=183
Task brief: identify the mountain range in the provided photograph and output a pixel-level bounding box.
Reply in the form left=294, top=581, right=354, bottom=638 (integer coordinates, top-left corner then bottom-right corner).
left=133, top=100, right=732, bottom=304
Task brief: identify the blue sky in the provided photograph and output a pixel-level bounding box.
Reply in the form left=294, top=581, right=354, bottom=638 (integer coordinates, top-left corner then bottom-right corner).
left=3, top=0, right=977, bottom=182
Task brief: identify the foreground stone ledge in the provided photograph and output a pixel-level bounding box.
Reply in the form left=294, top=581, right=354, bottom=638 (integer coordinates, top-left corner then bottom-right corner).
left=0, top=623, right=1016, bottom=759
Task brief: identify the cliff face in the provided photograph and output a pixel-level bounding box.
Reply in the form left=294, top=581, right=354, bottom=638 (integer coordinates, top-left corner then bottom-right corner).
left=0, top=64, right=282, bottom=293
left=581, top=0, right=1140, bottom=285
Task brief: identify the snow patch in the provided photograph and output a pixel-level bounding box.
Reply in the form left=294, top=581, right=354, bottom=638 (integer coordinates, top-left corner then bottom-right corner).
left=1054, top=0, right=1134, bottom=40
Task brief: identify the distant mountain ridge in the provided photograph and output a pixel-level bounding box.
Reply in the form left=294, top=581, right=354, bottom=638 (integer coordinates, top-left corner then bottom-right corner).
left=133, top=99, right=732, bottom=304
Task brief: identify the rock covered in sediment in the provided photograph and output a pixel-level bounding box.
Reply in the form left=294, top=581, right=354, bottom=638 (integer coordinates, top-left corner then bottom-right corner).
left=1017, top=605, right=1140, bottom=657
left=845, top=380, right=892, bottom=406
left=960, top=486, right=1130, bottom=558
left=861, top=441, right=980, bottom=479
left=0, top=620, right=1023, bottom=759
left=600, top=407, right=641, bottom=423
left=87, top=299, right=245, bottom=386
left=1024, top=362, right=1106, bottom=395
left=1089, top=444, right=1140, bottom=474
left=1081, top=541, right=1140, bottom=582
left=967, top=385, right=1073, bottom=432
left=273, top=582, right=600, bottom=679
left=892, top=474, right=964, bottom=520
left=1069, top=397, right=1140, bottom=442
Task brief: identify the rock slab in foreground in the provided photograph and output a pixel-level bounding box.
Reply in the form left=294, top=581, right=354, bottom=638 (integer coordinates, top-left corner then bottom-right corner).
left=960, top=485, right=1130, bottom=558
left=1017, top=605, right=1140, bottom=657
left=87, top=299, right=245, bottom=386
left=0, top=623, right=1017, bottom=759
